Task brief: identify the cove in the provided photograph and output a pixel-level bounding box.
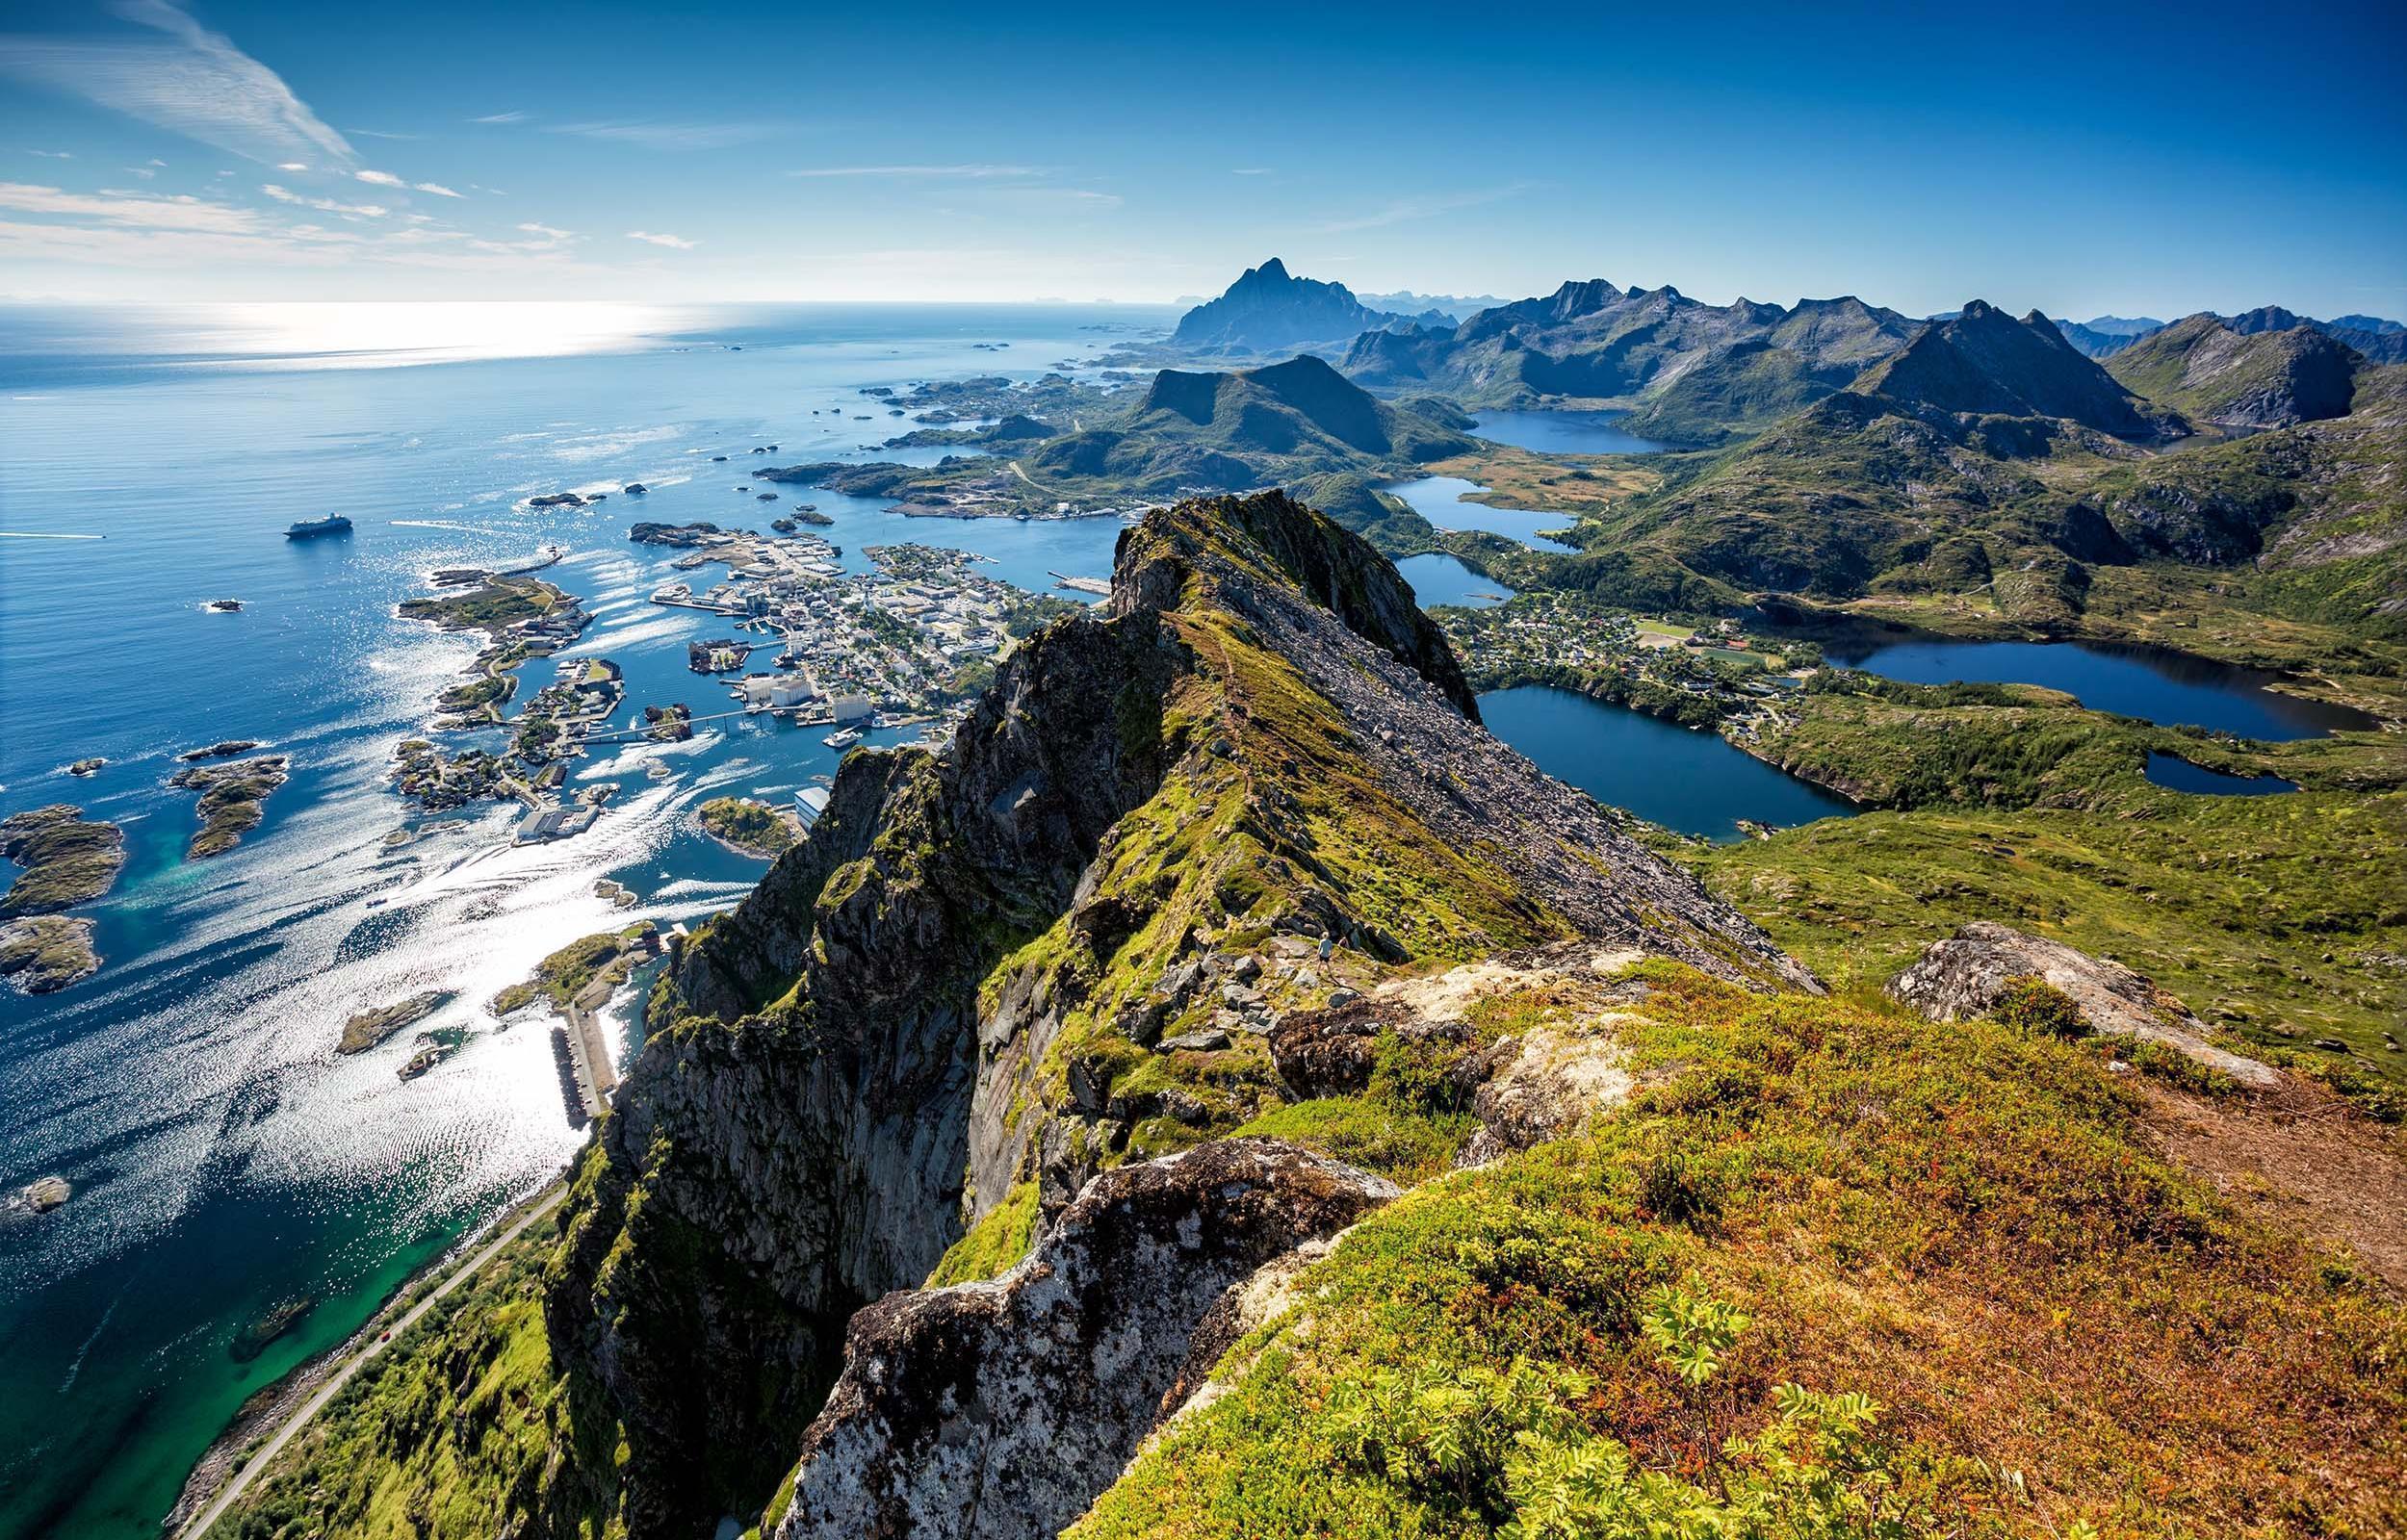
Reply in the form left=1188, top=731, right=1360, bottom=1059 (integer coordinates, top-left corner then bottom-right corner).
left=1398, top=552, right=1515, bottom=608
left=2143, top=753, right=2299, bottom=797
left=1479, top=685, right=1855, bottom=841
left=1825, top=637, right=2376, bottom=741
left=1382, top=475, right=1579, bottom=552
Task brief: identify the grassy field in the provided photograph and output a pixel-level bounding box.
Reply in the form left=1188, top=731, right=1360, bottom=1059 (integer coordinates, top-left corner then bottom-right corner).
left=1075, top=964, right=2407, bottom=1538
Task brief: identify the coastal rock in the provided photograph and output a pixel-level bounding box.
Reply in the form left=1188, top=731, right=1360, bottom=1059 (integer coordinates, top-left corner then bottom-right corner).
left=18, top=1175, right=71, bottom=1213
left=1888, top=920, right=2281, bottom=1088
left=0, top=806, right=127, bottom=918
left=336, top=990, right=451, bottom=1055
left=65, top=757, right=105, bottom=778
left=0, top=914, right=101, bottom=993
left=176, top=739, right=263, bottom=762
left=529, top=492, right=585, bottom=507
left=168, top=756, right=291, bottom=859
left=772, top=1140, right=1397, bottom=1540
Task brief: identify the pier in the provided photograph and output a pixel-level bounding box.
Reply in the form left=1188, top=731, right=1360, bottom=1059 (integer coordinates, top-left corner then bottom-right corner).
left=555, top=973, right=621, bottom=1122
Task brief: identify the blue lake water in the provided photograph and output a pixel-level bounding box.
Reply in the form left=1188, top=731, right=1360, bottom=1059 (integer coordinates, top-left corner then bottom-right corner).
left=1825, top=638, right=2376, bottom=741
left=1469, top=410, right=1664, bottom=456
left=0, top=302, right=1162, bottom=1539
left=1382, top=475, right=1579, bottom=552
left=2143, top=753, right=2299, bottom=797
left=1478, top=686, right=1855, bottom=841
left=1396, top=552, right=1515, bottom=608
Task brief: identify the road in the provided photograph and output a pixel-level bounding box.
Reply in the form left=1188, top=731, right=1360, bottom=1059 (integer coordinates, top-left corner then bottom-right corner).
left=174, top=1185, right=567, bottom=1540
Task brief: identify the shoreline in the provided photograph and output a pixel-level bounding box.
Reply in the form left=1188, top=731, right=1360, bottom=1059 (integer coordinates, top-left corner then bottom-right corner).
left=164, top=1178, right=572, bottom=1537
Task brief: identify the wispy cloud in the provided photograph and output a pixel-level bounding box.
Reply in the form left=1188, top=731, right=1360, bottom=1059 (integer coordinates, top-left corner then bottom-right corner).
left=472, top=110, right=531, bottom=124
left=626, top=229, right=696, bottom=249
left=1313, top=181, right=1533, bottom=234
left=354, top=168, right=405, bottom=187
left=0, top=179, right=264, bottom=234
left=1230, top=167, right=1273, bottom=176
left=262, top=182, right=388, bottom=218
left=122, top=165, right=157, bottom=178
left=553, top=120, right=787, bottom=151
left=26, top=149, right=75, bottom=160
left=344, top=127, right=419, bottom=141
left=275, top=161, right=308, bottom=171
left=0, top=0, right=354, bottom=166
left=786, top=164, right=1045, bottom=179
left=414, top=181, right=462, bottom=197
left=517, top=221, right=575, bottom=240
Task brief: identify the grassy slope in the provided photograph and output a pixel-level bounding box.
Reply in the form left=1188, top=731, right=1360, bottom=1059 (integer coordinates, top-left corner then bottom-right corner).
left=202, top=1224, right=621, bottom=1540
left=1074, top=965, right=2407, bottom=1538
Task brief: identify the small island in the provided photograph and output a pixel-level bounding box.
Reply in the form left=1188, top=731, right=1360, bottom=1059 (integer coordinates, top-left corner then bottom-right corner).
left=65, top=757, right=105, bottom=778
left=643, top=704, right=693, bottom=742
left=697, top=796, right=800, bottom=859
left=489, top=923, right=657, bottom=1017
left=0, top=915, right=103, bottom=994
left=336, top=990, right=451, bottom=1054
left=176, top=739, right=264, bottom=762
left=168, top=756, right=291, bottom=859
left=10, top=1175, right=71, bottom=1216
left=0, top=805, right=128, bottom=917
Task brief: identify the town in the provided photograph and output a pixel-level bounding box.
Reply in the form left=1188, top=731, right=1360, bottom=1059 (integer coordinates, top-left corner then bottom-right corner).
left=634, top=521, right=1083, bottom=736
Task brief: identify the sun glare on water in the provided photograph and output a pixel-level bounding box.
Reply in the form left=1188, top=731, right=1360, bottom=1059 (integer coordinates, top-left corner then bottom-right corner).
left=184, top=301, right=676, bottom=370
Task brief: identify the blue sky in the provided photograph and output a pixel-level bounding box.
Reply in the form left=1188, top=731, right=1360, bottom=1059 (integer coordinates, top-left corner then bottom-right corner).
left=2, top=0, right=2402, bottom=319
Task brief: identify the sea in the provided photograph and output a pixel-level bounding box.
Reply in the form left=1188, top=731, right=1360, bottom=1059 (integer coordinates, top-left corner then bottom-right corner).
left=0, top=301, right=1175, bottom=1540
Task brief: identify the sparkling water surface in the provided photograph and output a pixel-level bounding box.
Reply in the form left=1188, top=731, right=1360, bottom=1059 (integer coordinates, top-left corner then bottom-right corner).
left=0, top=302, right=1168, bottom=1539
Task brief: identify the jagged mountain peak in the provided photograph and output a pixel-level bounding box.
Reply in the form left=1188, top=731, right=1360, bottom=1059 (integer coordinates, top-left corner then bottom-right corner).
left=1171, top=260, right=1399, bottom=352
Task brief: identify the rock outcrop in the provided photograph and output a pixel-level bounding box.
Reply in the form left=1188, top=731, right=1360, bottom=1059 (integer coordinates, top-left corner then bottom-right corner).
left=543, top=490, right=1810, bottom=1532
left=1887, top=920, right=2280, bottom=1088
left=773, top=1140, right=1397, bottom=1540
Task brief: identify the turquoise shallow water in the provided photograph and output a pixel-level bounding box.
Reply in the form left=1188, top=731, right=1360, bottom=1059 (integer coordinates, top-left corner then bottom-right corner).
left=0, top=303, right=1168, bottom=1539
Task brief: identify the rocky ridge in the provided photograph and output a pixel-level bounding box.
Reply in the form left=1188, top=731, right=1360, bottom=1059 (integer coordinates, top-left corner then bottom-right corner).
left=540, top=490, right=1810, bottom=1531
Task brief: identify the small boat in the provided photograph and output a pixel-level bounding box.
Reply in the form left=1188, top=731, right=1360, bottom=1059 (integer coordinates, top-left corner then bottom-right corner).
left=206, top=598, right=244, bottom=612
left=365, top=896, right=389, bottom=909
left=823, top=727, right=863, bottom=750
left=284, top=514, right=352, bottom=539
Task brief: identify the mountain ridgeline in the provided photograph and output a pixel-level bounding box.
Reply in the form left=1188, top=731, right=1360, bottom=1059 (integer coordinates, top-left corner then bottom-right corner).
left=540, top=492, right=1810, bottom=1532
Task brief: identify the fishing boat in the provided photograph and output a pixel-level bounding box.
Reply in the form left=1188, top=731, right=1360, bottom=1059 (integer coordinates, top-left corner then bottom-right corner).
left=822, top=727, right=863, bottom=750
left=284, top=514, right=352, bottom=539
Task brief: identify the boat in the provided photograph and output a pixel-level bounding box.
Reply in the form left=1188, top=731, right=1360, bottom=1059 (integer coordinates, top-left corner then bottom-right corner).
left=823, top=727, right=863, bottom=750
left=284, top=514, right=352, bottom=539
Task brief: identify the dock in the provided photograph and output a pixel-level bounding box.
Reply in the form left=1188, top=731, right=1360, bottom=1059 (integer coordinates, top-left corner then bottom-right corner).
left=555, top=973, right=621, bottom=1123
left=1049, top=570, right=1112, bottom=596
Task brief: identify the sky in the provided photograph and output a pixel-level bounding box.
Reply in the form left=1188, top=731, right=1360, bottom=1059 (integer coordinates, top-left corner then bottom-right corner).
left=1, top=0, right=2403, bottom=320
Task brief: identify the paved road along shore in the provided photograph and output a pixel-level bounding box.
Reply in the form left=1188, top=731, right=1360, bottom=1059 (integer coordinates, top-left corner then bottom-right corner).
left=174, top=1185, right=567, bottom=1539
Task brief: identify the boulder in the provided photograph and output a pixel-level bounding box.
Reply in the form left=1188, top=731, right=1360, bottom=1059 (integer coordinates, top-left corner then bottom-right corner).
left=1888, top=921, right=2279, bottom=1088
left=773, top=1139, right=1396, bottom=1540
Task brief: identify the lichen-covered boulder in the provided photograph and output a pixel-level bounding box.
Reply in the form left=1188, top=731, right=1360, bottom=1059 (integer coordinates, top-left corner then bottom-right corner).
left=774, top=1138, right=1397, bottom=1540
left=1888, top=920, right=2279, bottom=1088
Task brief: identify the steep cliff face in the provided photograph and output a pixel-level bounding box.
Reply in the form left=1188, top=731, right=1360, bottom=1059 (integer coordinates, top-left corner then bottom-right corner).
left=543, top=491, right=1809, bottom=1532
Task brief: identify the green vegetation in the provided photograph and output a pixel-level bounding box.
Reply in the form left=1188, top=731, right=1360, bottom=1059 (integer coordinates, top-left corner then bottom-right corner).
left=1692, top=793, right=2407, bottom=1095
left=0, top=914, right=100, bottom=994
left=488, top=924, right=655, bottom=1017
left=201, top=1219, right=620, bottom=1540
left=0, top=804, right=126, bottom=918
left=1994, top=976, right=2086, bottom=1040
left=1072, top=966, right=2407, bottom=1539
left=168, top=757, right=292, bottom=859
left=397, top=577, right=568, bottom=634
left=926, top=1179, right=1040, bottom=1286
left=697, top=796, right=797, bottom=859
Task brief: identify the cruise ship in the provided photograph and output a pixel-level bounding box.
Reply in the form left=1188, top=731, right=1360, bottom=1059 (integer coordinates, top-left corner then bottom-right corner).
left=284, top=514, right=353, bottom=539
